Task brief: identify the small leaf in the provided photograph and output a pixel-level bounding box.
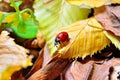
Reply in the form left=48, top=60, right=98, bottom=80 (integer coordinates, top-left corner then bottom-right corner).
left=33, top=0, right=91, bottom=54
left=67, top=0, right=120, bottom=8
left=11, top=18, right=39, bottom=39
left=104, top=31, right=120, bottom=50
left=0, top=11, right=38, bottom=39
left=10, top=1, right=22, bottom=9
left=0, top=31, right=32, bottom=80
left=53, top=18, right=110, bottom=59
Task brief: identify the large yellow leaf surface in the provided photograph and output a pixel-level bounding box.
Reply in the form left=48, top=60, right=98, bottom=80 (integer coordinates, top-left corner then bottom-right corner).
left=0, top=31, right=32, bottom=80
left=67, top=0, right=120, bottom=8
left=53, top=18, right=111, bottom=59
left=33, top=0, right=91, bottom=54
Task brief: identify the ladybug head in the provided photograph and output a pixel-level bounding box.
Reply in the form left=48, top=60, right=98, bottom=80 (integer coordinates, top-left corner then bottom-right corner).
left=54, top=32, right=69, bottom=46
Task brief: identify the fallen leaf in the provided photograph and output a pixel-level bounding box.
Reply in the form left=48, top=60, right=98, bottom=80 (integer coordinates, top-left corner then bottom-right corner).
left=42, top=44, right=52, bottom=67
left=104, top=31, right=120, bottom=50
left=25, top=49, right=43, bottom=79
left=67, top=0, right=120, bottom=8
left=65, top=66, right=74, bottom=80
left=91, top=58, right=120, bottom=80
left=33, top=0, right=91, bottom=55
left=37, top=31, right=45, bottom=48
left=23, top=39, right=38, bottom=49
left=65, top=60, right=94, bottom=80
left=54, top=17, right=110, bottom=59
left=95, top=5, right=120, bottom=37
left=110, top=66, right=120, bottom=80
left=11, top=70, right=24, bottom=80
left=0, top=31, right=32, bottom=80
left=27, top=56, right=71, bottom=80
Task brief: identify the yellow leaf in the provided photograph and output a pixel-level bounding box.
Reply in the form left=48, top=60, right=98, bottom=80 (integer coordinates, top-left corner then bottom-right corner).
left=0, top=11, right=31, bottom=23
left=67, top=0, right=120, bottom=8
left=104, top=31, right=120, bottom=50
left=33, top=0, right=91, bottom=55
left=0, top=31, right=32, bottom=80
left=5, top=13, right=31, bottom=23
left=53, top=18, right=111, bottom=59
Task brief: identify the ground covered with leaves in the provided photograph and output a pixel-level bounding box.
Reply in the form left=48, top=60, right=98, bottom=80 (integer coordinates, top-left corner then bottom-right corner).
left=0, top=0, right=120, bottom=80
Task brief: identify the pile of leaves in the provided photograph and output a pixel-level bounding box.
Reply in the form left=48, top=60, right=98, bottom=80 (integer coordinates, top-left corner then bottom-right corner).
left=0, top=0, right=120, bottom=80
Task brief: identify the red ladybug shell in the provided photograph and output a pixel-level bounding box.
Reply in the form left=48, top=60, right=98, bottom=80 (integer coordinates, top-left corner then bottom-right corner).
left=56, top=32, right=69, bottom=43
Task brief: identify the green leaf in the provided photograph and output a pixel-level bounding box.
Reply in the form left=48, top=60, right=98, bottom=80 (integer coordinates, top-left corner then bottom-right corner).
left=10, top=0, right=22, bottom=12
left=33, top=0, right=91, bottom=54
left=14, top=1, right=22, bottom=8
left=10, top=1, right=22, bottom=8
left=0, top=14, right=7, bottom=26
left=11, top=18, right=39, bottom=39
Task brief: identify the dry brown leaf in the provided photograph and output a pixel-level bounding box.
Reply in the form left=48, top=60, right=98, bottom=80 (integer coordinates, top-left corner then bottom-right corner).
left=25, top=49, right=44, bottom=79
left=11, top=70, right=24, bottom=80
left=95, top=5, right=120, bottom=37
left=27, top=56, right=71, bottom=80
left=110, top=66, right=120, bottom=80
left=0, top=31, right=32, bottom=80
left=91, top=58, right=120, bottom=80
left=65, top=60, right=94, bottom=80
left=65, top=66, right=74, bottom=80
left=42, top=44, right=52, bottom=67
left=23, top=39, right=40, bottom=49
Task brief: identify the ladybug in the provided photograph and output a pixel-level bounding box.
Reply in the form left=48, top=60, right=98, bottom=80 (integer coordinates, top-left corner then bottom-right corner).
left=54, top=32, right=69, bottom=46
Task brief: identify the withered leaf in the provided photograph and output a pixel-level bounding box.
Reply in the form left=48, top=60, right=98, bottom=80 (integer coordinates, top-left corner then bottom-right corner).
left=95, top=5, right=120, bottom=37
left=27, top=56, right=71, bottom=80
left=0, top=31, right=32, bottom=80
left=110, top=66, right=120, bottom=80
left=65, top=60, right=94, bottom=80
left=42, top=44, right=52, bottom=67
left=11, top=70, right=24, bottom=80
left=25, top=49, right=44, bottom=79
left=91, top=58, right=120, bottom=80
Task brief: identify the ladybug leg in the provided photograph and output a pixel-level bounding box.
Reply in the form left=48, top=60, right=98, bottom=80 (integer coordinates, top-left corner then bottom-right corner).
left=54, top=38, right=60, bottom=47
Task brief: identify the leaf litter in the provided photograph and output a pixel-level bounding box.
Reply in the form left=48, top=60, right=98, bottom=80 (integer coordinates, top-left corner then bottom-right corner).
left=0, top=0, right=120, bottom=80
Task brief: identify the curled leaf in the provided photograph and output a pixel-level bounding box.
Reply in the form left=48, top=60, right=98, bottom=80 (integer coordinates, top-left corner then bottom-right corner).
left=0, top=31, right=32, bottom=80
left=67, top=0, right=120, bottom=8
left=33, top=0, right=91, bottom=54
left=53, top=18, right=110, bottom=59
left=27, top=56, right=70, bottom=80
